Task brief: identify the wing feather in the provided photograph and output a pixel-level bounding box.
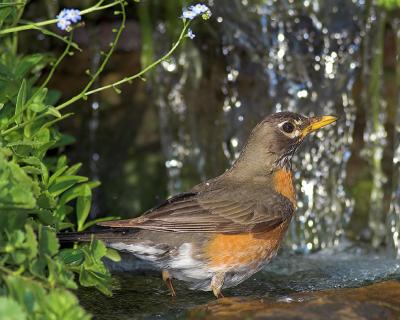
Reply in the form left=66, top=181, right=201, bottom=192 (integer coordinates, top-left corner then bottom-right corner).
left=98, top=188, right=294, bottom=234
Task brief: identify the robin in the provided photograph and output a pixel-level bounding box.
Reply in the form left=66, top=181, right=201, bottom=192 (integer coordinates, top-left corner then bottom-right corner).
left=59, top=112, right=337, bottom=298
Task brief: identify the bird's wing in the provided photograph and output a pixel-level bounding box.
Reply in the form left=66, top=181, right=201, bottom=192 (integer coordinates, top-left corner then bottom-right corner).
left=98, top=190, right=294, bottom=234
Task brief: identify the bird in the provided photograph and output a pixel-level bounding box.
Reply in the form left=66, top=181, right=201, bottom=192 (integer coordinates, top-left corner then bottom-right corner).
left=58, top=112, right=337, bottom=298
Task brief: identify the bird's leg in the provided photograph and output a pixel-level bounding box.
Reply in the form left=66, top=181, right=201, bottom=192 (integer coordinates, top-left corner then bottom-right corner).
left=211, top=272, right=225, bottom=298
left=162, top=270, right=176, bottom=297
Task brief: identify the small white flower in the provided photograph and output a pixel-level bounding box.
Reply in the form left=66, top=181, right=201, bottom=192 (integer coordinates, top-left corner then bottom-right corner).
left=187, top=29, right=195, bottom=39
left=190, top=4, right=209, bottom=15
left=56, top=8, right=82, bottom=31
left=181, top=3, right=211, bottom=20
left=182, top=10, right=197, bottom=20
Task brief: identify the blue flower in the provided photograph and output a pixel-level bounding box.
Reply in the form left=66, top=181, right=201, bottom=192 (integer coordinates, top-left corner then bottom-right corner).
left=190, top=4, right=209, bottom=15
left=64, top=9, right=82, bottom=23
left=181, top=3, right=211, bottom=21
left=182, top=10, right=197, bottom=20
left=56, top=17, right=71, bottom=31
left=56, top=8, right=82, bottom=31
left=187, top=29, right=195, bottom=39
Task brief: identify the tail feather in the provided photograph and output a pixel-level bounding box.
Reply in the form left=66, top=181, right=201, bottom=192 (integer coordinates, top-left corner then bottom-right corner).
left=57, top=228, right=139, bottom=245
left=57, top=231, right=93, bottom=244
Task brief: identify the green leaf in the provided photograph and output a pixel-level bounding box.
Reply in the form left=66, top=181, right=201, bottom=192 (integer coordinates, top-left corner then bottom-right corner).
left=0, top=150, right=36, bottom=209
left=15, top=54, right=46, bottom=78
left=54, top=204, right=73, bottom=222
left=31, top=87, right=48, bottom=103
left=74, top=240, right=113, bottom=296
left=48, top=175, right=88, bottom=197
left=59, top=183, right=91, bottom=205
left=76, top=184, right=92, bottom=231
left=40, top=162, right=49, bottom=185
left=37, top=192, right=56, bottom=209
left=6, top=140, right=42, bottom=148
left=5, top=275, right=46, bottom=315
left=25, top=224, right=38, bottom=259
left=64, top=163, right=82, bottom=176
left=56, top=155, right=68, bottom=170
left=45, top=256, right=77, bottom=289
left=29, top=257, right=47, bottom=280
left=45, top=106, right=62, bottom=118
left=105, top=248, right=121, bottom=262
left=0, top=8, right=13, bottom=30
left=45, top=89, right=61, bottom=105
left=30, top=103, right=47, bottom=113
left=0, top=297, right=27, bottom=320
left=38, top=209, right=57, bottom=225
left=52, top=133, right=76, bottom=148
left=22, top=165, right=42, bottom=175
left=90, top=239, right=107, bottom=261
left=39, top=226, right=59, bottom=256
left=43, top=289, right=90, bottom=320
left=38, top=113, right=74, bottom=135
left=48, top=165, right=68, bottom=186
left=15, top=79, right=27, bottom=124
left=58, top=248, right=85, bottom=266
left=58, top=221, right=75, bottom=230
left=19, top=156, right=41, bottom=167
left=79, top=269, right=112, bottom=296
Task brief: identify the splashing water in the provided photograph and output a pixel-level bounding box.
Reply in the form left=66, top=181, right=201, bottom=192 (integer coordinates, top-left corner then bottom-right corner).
left=153, top=0, right=373, bottom=252
left=387, top=17, right=400, bottom=257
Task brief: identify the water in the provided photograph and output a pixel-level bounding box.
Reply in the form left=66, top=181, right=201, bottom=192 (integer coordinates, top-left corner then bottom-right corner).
left=387, top=17, right=400, bottom=257
left=78, top=244, right=400, bottom=319
left=152, top=0, right=400, bottom=253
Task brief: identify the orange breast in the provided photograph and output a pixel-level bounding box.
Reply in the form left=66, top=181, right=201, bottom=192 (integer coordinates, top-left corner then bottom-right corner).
left=273, top=168, right=296, bottom=207
left=204, top=222, right=289, bottom=269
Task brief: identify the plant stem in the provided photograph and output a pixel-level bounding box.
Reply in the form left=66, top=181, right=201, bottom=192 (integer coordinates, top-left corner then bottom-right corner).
left=40, top=33, right=74, bottom=90
left=0, top=0, right=119, bottom=36
left=18, top=20, right=81, bottom=51
left=0, top=11, right=190, bottom=136
left=0, top=1, right=125, bottom=137
left=83, top=22, right=189, bottom=97
left=56, top=0, right=127, bottom=111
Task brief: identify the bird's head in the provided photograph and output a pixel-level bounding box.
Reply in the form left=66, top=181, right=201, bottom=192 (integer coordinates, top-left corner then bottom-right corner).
left=232, top=112, right=337, bottom=177
left=260, top=112, right=337, bottom=168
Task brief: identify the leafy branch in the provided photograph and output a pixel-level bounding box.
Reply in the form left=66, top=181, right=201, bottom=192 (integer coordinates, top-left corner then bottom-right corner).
left=0, top=0, right=120, bottom=35
left=40, top=33, right=75, bottom=90
left=84, top=21, right=190, bottom=97
left=1, top=6, right=192, bottom=137
left=0, top=1, right=210, bottom=318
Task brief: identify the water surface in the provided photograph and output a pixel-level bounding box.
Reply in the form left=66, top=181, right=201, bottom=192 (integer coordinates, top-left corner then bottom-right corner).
left=78, top=243, right=400, bottom=319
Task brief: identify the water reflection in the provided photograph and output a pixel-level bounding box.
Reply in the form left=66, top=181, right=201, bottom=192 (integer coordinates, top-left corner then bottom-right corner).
left=80, top=245, right=400, bottom=319
left=188, top=280, right=400, bottom=320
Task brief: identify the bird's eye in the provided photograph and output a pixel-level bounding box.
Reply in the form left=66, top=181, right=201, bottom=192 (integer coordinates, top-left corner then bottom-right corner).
left=282, top=122, right=295, bottom=133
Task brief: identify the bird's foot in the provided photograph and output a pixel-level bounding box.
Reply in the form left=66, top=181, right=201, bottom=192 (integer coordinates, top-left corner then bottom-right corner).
left=211, top=272, right=225, bottom=299
left=162, top=270, right=176, bottom=297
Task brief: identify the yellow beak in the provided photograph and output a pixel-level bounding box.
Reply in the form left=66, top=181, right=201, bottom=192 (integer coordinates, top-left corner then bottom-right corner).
left=301, top=115, right=338, bottom=138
